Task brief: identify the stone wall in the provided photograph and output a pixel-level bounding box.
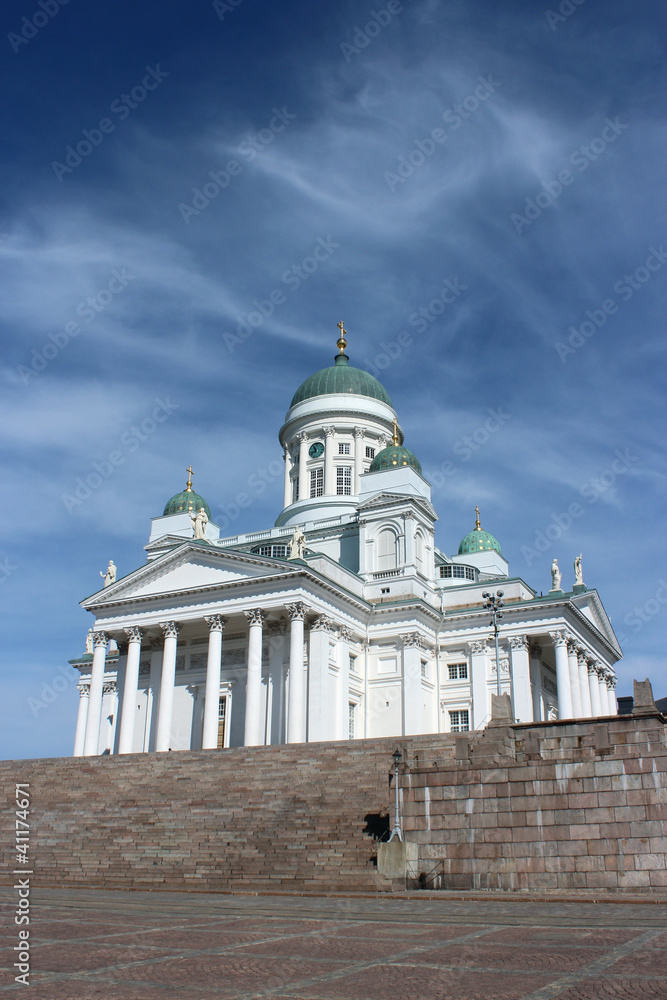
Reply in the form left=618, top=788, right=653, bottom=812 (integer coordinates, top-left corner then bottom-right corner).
left=400, top=713, right=667, bottom=891
left=1, top=714, right=665, bottom=894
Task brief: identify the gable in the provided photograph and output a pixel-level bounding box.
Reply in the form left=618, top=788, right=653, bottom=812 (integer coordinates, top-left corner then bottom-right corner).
left=572, top=590, right=621, bottom=655
left=357, top=491, right=437, bottom=521
left=82, top=544, right=295, bottom=608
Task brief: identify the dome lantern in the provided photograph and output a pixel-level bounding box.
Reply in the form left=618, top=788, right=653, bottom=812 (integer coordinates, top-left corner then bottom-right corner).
left=458, top=505, right=501, bottom=555
left=163, top=466, right=212, bottom=519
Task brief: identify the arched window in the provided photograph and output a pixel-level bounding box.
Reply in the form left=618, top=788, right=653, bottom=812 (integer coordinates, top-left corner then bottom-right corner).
left=415, top=530, right=425, bottom=573
left=377, top=528, right=398, bottom=571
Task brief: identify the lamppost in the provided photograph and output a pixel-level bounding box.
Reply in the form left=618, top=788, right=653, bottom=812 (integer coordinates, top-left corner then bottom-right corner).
left=482, top=590, right=504, bottom=696
left=387, top=748, right=403, bottom=842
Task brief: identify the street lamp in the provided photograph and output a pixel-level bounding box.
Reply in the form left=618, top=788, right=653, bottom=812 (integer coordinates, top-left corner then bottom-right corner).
left=387, top=748, right=403, bottom=842
left=482, top=590, right=504, bottom=696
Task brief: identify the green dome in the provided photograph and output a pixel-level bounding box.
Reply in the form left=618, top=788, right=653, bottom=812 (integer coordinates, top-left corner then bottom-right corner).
left=290, top=354, right=392, bottom=408
left=163, top=489, right=211, bottom=519
left=458, top=528, right=502, bottom=556
left=369, top=444, right=422, bottom=475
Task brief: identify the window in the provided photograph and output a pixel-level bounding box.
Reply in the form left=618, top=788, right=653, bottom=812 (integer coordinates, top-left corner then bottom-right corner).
left=439, top=565, right=475, bottom=580
left=349, top=654, right=358, bottom=673
left=380, top=587, right=390, bottom=594
left=291, top=477, right=299, bottom=503
left=449, top=709, right=469, bottom=733
left=365, top=446, right=375, bottom=459
left=348, top=702, right=356, bottom=739
left=254, top=544, right=288, bottom=558
left=310, top=467, right=323, bottom=497
left=338, top=442, right=350, bottom=455
left=420, top=660, right=427, bottom=678
left=377, top=528, right=397, bottom=570
left=415, top=531, right=425, bottom=572
left=217, top=696, right=227, bottom=749
left=448, top=663, right=468, bottom=680
left=336, top=465, right=352, bottom=495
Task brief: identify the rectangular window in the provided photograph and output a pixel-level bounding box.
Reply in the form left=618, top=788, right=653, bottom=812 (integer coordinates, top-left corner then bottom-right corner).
left=420, top=660, right=427, bottom=678
left=310, top=467, right=323, bottom=497
left=466, top=567, right=475, bottom=581
left=338, top=442, right=350, bottom=455
left=291, top=477, right=299, bottom=504
left=336, top=465, right=352, bottom=495
left=348, top=702, right=356, bottom=739
left=349, top=654, right=357, bottom=673
left=449, top=709, right=469, bottom=733
left=365, top=446, right=375, bottom=459
left=448, top=663, right=468, bottom=680
left=217, top=696, right=227, bottom=749
left=440, top=565, right=451, bottom=578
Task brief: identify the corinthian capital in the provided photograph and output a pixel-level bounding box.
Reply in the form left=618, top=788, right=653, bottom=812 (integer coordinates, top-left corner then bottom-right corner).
left=244, top=608, right=265, bottom=628
left=507, top=635, right=529, bottom=651
left=286, top=602, right=307, bottom=622
left=549, top=629, right=569, bottom=647
left=160, top=621, right=181, bottom=640
left=204, top=615, right=226, bottom=633
left=124, top=626, right=143, bottom=644
left=92, top=631, right=109, bottom=649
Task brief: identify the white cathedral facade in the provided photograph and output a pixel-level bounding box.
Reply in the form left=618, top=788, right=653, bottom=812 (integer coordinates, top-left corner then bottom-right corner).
left=71, top=328, right=621, bottom=756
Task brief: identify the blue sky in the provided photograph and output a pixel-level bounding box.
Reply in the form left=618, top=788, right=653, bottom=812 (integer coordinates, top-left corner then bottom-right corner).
left=1, top=0, right=665, bottom=760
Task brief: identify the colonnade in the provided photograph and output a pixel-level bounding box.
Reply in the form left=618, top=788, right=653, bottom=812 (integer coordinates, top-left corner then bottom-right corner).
left=74, top=604, right=310, bottom=757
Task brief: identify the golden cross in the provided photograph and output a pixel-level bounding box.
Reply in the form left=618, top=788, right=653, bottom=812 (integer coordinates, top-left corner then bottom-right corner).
left=336, top=320, right=347, bottom=354
left=185, top=465, right=194, bottom=490
left=392, top=418, right=399, bottom=446
left=475, top=505, right=481, bottom=530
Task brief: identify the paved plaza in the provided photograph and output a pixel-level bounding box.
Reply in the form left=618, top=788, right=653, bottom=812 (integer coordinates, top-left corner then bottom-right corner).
left=1, top=887, right=666, bottom=999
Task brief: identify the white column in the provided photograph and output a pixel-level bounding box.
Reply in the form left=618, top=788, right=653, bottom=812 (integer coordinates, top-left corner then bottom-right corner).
left=597, top=666, right=609, bottom=715
left=286, top=603, right=306, bottom=743
left=604, top=671, right=616, bottom=715
left=147, top=639, right=163, bottom=751
left=578, top=649, right=592, bottom=717
left=118, top=626, right=143, bottom=754
left=588, top=659, right=603, bottom=716
left=529, top=643, right=543, bottom=722
left=298, top=432, right=309, bottom=502
left=83, top=631, right=109, bottom=756
left=550, top=630, right=573, bottom=719
left=324, top=426, right=335, bottom=496
left=567, top=640, right=583, bottom=717
left=155, top=621, right=180, bottom=752
left=353, top=427, right=364, bottom=494
left=509, top=635, right=532, bottom=723
left=283, top=446, right=293, bottom=508
left=268, top=620, right=286, bottom=744
left=403, top=512, right=415, bottom=569
left=73, top=683, right=90, bottom=757
left=338, top=626, right=352, bottom=740
left=402, top=633, right=425, bottom=735
left=244, top=609, right=264, bottom=746
left=202, top=615, right=225, bottom=749
left=469, top=640, right=489, bottom=730
left=308, top=616, right=333, bottom=741
left=112, top=642, right=128, bottom=754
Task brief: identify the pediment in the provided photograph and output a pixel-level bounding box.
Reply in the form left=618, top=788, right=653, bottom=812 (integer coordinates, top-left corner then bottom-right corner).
left=357, top=491, right=437, bottom=520
left=82, top=543, right=295, bottom=608
left=571, top=590, right=622, bottom=656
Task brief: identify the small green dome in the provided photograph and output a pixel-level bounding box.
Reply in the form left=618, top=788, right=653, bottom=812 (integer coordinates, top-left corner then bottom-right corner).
left=369, top=444, right=422, bottom=475
left=290, top=354, right=392, bottom=408
left=163, top=489, right=211, bottom=519
left=458, top=528, right=502, bottom=556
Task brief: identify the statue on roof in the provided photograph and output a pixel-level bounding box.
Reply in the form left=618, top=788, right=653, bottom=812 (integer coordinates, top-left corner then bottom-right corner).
left=190, top=507, right=208, bottom=540
left=289, top=525, right=306, bottom=560
left=550, top=558, right=561, bottom=591
left=100, top=560, right=116, bottom=587
left=574, top=554, right=584, bottom=586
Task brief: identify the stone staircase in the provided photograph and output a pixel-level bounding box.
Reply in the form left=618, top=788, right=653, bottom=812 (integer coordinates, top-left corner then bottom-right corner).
left=2, top=736, right=451, bottom=893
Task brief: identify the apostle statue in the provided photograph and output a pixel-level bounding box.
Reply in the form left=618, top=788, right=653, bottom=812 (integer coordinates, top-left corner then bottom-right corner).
left=550, top=558, right=561, bottom=591
left=100, top=560, right=116, bottom=587
left=289, top=525, right=306, bottom=559
left=85, top=629, right=94, bottom=654
left=190, top=507, right=209, bottom=540
left=574, top=554, right=584, bottom=586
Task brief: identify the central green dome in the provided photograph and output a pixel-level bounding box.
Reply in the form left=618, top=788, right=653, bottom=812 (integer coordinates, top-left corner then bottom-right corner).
left=290, top=354, right=392, bottom=408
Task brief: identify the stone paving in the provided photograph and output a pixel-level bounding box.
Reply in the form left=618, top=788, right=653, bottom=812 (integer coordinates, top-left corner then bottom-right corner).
left=1, top=887, right=666, bottom=999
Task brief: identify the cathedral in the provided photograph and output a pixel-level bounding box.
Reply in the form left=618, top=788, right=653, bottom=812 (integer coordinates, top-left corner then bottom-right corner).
left=71, top=326, right=621, bottom=756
